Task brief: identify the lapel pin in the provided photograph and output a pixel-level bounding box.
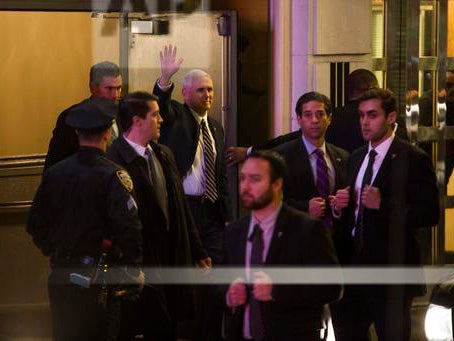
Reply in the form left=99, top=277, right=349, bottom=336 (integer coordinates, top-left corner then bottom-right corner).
left=278, top=231, right=283, bottom=238
left=391, top=153, right=397, bottom=159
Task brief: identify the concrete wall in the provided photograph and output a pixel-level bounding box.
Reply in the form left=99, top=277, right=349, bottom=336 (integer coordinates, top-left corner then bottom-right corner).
left=272, top=0, right=373, bottom=133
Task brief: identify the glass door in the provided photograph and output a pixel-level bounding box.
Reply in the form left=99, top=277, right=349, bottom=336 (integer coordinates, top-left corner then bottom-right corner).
left=375, top=0, right=453, bottom=264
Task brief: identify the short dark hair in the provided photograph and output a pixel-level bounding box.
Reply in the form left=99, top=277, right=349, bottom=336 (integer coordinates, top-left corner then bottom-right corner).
left=246, top=150, right=287, bottom=183
left=295, top=91, right=331, bottom=117
left=89, top=61, right=121, bottom=85
left=358, top=88, right=397, bottom=116
left=118, top=92, right=159, bottom=132
left=346, top=69, right=378, bottom=100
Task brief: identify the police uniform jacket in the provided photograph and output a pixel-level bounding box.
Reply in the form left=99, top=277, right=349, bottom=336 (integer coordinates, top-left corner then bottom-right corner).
left=27, top=146, right=143, bottom=269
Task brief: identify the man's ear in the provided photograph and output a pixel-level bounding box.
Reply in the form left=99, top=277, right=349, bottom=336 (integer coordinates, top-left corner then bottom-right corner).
left=387, top=111, right=397, bottom=125
left=272, top=177, right=283, bottom=193
left=89, top=82, right=97, bottom=95
left=326, top=113, right=332, bottom=126
left=296, top=114, right=303, bottom=126
left=131, top=115, right=141, bottom=127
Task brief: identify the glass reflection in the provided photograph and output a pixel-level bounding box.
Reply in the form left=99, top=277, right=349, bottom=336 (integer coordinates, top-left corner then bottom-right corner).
left=419, top=1, right=437, bottom=57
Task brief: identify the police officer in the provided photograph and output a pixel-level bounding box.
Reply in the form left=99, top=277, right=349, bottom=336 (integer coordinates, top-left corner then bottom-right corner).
left=27, top=98, right=144, bottom=341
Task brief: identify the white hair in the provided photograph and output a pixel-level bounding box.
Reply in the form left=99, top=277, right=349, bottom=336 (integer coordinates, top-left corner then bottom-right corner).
left=182, top=69, right=211, bottom=89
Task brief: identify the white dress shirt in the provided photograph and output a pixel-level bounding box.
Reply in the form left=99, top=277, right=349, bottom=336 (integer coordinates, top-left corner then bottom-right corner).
left=123, top=135, right=149, bottom=159
left=182, top=110, right=218, bottom=196
left=353, top=133, right=395, bottom=233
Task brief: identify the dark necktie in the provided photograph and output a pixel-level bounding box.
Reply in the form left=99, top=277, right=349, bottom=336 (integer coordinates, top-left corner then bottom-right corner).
left=355, top=149, right=377, bottom=252
left=314, top=149, right=333, bottom=228
left=145, top=148, right=168, bottom=224
left=200, top=119, right=218, bottom=203
left=249, top=224, right=264, bottom=340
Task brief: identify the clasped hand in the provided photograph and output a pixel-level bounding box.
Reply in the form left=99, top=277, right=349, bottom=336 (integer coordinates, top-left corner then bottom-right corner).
left=361, top=185, right=381, bottom=209
left=227, top=271, right=273, bottom=307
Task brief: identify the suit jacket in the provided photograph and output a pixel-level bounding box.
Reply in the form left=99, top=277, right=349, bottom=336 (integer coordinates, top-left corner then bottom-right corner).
left=224, top=204, right=342, bottom=340
left=107, top=136, right=207, bottom=319
left=44, top=99, right=87, bottom=171
left=153, top=82, right=231, bottom=222
left=274, top=137, right=349, bottom=213
left=274, top=137, right=350, bottom=262
left=344, top=137, right=439, bottom=295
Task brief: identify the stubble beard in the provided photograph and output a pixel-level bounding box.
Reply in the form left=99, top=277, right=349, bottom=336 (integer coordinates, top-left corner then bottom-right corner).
left=241, top=188, right=274, bottom=210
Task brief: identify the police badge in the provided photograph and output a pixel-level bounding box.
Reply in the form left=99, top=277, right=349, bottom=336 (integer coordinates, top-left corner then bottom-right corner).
left=116, top=170, right=134, bottom=192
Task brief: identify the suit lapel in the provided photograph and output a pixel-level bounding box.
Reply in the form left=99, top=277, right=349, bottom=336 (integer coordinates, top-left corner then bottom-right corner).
left=326, top=144, right=343, bottom=191
left=372, top=138, right=401, bottom=187
left=117, top=137, right=166, bottom=221
left=296, top=139, right=317, bottom=193
left=236, top=217, right=250, bottom=265
left=184, top=104, right=200, bottom=154
left=351, top=147, right=369, bottom=186
left=208, top=117, right=222, bottom=169
left=149, top=142, right=171, bottom=221
left=150, top=141, right=169, bottom=183
left=265, top=207, right=287, bottom=265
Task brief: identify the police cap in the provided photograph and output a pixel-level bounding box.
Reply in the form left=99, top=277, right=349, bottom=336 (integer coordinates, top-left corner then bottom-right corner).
left=66, top=98, right=117, bottom=130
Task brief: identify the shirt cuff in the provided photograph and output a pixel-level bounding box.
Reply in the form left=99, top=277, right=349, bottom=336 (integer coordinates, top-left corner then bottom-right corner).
left=247, top=146, right=253, bottom=156
left=157, top=78, right=173, bottom=91
left=226, top=291, right=234, bottom=307
left=331, top=205, right=342, bottom=219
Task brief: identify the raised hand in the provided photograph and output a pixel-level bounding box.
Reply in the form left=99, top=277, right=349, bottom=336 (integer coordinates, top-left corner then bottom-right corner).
left=159, top=44, right=184, bottom=86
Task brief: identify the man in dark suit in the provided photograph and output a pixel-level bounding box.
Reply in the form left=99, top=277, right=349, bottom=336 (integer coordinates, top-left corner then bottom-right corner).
left=224, top=150, right=342, bottom=341
left=153, top=44, right=230, bottom=340
left=45, top=61, right=122, bottom=170
left=274, top=92, right=350, bottom=228
left=331, top=88, right=439, bottom=340
left=274, top=92, right=351, bottom=265
left=107, top=92, right=210, bottom=340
